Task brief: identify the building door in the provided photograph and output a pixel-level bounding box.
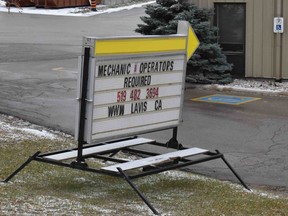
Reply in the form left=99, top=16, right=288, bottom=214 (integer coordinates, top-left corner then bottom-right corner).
left=214, top=3, right=246, bottom=78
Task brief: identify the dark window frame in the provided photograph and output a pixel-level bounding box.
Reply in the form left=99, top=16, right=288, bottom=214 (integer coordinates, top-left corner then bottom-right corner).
left=214, top=3, right=247, bottom=78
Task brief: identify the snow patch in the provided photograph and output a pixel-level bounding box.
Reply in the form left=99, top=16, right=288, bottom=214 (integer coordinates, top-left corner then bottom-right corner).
left=0, top=0, right=155, bottom=17
left=6, top=126, right=56, bottom=139
left=0, top=195, right=83, bottom=215
left=207, top=79, right=288, bottom=95
left=161, top=170, right=216, bottom=182
left=0, top=114, right=71, bottom=142
left=126, top=203, right=156, bottom=216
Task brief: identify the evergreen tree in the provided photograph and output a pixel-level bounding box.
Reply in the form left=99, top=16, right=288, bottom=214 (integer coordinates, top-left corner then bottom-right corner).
left=136, top=0, right=233, bottom=84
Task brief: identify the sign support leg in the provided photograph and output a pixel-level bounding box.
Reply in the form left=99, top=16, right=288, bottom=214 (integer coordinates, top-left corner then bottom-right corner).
left=2, top=151, right=41, bottom=183
left=117, top=167, right=160, bottom=215
left=216, top=150, right=251, bottom=191
left=74, top=47, right=90, bottom=167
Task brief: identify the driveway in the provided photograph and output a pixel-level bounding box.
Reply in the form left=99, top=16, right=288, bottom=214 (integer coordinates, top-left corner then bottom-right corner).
left=145, top=87, right=288, bottom=192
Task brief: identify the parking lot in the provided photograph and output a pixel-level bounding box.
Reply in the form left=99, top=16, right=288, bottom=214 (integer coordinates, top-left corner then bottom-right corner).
left=0, top=8, right=288, bottom=193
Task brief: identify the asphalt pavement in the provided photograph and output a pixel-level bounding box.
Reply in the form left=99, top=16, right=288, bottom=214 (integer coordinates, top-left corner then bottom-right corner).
left=1, top=8, right=288, bottom=193
left=145, top=86, right=288, bottom=193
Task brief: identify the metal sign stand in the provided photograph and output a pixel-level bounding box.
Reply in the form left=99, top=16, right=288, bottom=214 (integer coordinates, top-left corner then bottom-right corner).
left=1, top=23, right=251, bottom=215
left=73, top=47, right=90, bottom=167
left=1, top=138, right=250, bottom=215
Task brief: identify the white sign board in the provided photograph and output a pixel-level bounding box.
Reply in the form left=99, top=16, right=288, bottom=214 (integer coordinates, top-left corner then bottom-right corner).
left=89, top=55, right=185, bottom=142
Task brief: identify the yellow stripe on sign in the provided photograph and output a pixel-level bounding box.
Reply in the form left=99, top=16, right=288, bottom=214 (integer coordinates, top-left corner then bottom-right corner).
left=94, top=37, right=187, bottom=56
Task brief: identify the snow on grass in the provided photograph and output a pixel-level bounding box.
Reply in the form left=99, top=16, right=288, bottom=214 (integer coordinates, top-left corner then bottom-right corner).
left=125, top=203, right=156, bottom=216
left=160, top=169, right=215, bottom=181
left=1, top=124, right=57, bottom=139
left=0, top=0, right=155, bottom=17
left=0, top=195, right=84, bottom=215
left=0, top=114, right=72, bottom=142
left=159, top=170, right=287, bottom=199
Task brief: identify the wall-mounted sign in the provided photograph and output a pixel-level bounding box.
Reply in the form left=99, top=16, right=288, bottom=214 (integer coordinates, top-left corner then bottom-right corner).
left=274, top=17, right=284, bottom=33
left=75, top=21, right=200, bottom=143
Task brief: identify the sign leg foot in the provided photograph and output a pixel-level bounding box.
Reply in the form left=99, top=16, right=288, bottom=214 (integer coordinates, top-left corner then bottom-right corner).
left=117, top=167, right=160, bottom=215
left=216, top=150, right=251, bottom=191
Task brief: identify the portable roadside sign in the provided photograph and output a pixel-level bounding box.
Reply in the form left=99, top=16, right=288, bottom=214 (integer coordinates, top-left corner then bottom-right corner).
left=75, top=21, right=200, bottom=144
